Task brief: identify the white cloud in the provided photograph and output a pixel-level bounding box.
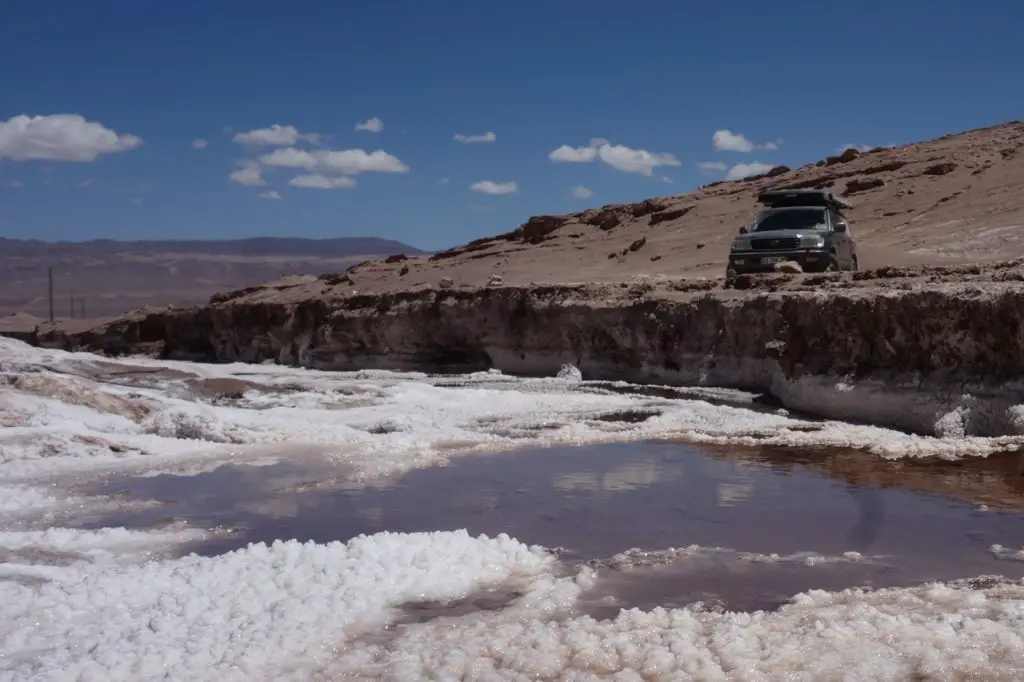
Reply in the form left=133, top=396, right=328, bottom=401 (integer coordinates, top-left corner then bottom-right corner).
left=355, top=117, right=384, bottom=133
left=258, top=190, right=282, bottom=200
left=548, top=144, right=598, bottom=163
left=454, top=131, right=496, bottom=143
left=289, top=174, right=357, bottom=189
left=259, top=147, right=408, bottom=175
left=470, top=180, right=518, bottom=195
left=255, top=147, right=316, bottom=168
left=571, top=185, right=593, bottom=199
left=839, top=143, right=873, bottom=153
left=8, top=180, right=25, bottom=188
left=439, top=177, right=450, bottom=185
left=597, top=144, right=680, bottom=176
left=78, top=177, right=97, bottom=187
left=548, top=138, right=680, bottom=176
left=713, top=130, right=755, bottom=152
left=233, top=124, right=319, bottom=146
left=697, top=161, right=727, bottom=173
left=726, top=161, right=774, bottom=180
left=132, top=197, right=143, bottom=205
left=254, top=147, right=315, bottom=168
left=228, top=160, right=265, bottom=186
left=192, top=138, right=209, bottom=149
left=0, top=114, right=142, bottom=162
left=713, top=129, right=781, bottom=153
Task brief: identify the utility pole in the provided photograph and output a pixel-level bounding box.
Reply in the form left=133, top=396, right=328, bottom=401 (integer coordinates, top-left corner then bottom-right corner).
left=48, top=266, right=54, bottom=323
left=79, top=298, right=85, bottom=318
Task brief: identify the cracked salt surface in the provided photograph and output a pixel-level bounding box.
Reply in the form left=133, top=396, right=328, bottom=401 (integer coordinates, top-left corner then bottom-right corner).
left=5, top=337, right=1024, bottom=679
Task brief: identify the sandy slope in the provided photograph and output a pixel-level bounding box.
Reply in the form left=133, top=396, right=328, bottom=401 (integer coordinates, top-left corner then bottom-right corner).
left=333, top=120, right=1024, bottom=293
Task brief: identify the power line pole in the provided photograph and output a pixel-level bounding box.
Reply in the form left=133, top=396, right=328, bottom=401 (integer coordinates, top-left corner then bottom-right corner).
left=48, top=266, right=54, bottom=323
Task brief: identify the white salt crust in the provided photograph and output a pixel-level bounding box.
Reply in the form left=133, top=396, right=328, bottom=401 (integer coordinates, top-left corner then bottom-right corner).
left=2, top=531, right=1024, bottom=681
left=4, top=338, right=1024, bottom=680
left=2, top=337, right=1018, bottom=493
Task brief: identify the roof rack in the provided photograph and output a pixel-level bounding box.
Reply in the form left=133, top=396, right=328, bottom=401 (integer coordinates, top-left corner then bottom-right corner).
left=757, top=188, right=853, bottom=211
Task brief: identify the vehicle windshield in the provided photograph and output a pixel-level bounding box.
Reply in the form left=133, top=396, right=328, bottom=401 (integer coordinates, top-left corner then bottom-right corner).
left=752, top=208, right=827, bottom=232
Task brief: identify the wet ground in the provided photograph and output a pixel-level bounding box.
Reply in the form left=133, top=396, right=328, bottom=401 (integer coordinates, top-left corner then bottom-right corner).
left=82, top=440, right=1024, bottom=614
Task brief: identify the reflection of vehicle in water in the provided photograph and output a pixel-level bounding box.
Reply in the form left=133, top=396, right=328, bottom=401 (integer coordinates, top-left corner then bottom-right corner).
left=726, top=189, right=858, bottom=284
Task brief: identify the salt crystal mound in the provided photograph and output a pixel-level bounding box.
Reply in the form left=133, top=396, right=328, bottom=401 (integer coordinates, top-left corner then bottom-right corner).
left=0, top=525, right=207, bottom=568
left=4, top=529, right=1024, bottom=681
left=990, top=544, right=1024, bottom=563
left=0, top=530, right=556, bottom=682
left=343, top=577, right=1024, bottom=680
left=585, top=545, right=874, bottom=570
left=1, top=337, right=1021, bottom=490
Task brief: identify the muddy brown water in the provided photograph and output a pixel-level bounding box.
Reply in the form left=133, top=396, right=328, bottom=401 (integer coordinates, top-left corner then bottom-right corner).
left=83, top=441, right=1024, bottom=614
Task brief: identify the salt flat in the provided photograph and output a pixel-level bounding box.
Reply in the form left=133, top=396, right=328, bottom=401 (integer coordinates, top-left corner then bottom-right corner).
left=3, top=337, right=1024, bottom=680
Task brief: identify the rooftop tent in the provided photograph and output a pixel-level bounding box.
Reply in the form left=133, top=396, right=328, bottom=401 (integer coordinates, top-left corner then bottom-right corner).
left=756, top=188, right=854, bottom=211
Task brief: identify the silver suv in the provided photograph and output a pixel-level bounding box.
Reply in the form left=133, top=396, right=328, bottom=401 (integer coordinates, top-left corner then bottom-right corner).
left=726, top=189, right=858, bottom=282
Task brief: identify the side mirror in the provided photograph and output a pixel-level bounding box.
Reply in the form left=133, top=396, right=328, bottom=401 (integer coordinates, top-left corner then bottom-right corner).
left=738, top=226, right=748, bottom=234
left=834, top=222, right=848, bottom=233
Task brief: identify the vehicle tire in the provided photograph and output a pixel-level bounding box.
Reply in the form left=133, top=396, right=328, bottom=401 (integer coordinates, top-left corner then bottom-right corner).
left=825, top=256, right=840, bottom=272
left=850, top=255, right=859, bottom=271
left=724, top=268, right=737, bottom=288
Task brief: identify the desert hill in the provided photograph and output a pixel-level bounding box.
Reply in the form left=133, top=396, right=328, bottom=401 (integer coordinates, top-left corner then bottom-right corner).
left=331, top=120, right=1024, bottom=294
left=0, top=236, right=425, bottom=318
left=5, top=120, right=1022, bottom=320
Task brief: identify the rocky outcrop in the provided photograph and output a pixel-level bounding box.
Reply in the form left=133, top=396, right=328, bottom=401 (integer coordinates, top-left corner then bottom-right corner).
left=517, top=215, right=572, bottom=244
left=824, top=148, right=862, bottom=165
left=923, top=162, right=958, bottom=176
left=649, top=206, right=693, bottom=226
left=845, top=177, right=886, bottom=194
left=19, top=261, right=1024, bottom=440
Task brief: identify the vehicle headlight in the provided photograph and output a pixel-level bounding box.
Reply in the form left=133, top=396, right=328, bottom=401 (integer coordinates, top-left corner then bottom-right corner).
left=731, top=239, right=750, bottom=251
left=800, top=236, right=825, bottom=248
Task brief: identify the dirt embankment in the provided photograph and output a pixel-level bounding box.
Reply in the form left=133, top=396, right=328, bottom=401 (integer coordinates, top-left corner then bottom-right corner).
left=11, top=260, right=1024, bottom=439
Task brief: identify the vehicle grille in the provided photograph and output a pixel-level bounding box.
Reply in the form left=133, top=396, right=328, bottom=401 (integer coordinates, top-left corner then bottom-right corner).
left=751, top=237, right=800, bottom=250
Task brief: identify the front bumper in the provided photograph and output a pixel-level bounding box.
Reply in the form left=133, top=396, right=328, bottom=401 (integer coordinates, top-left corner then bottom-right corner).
left=727, top=249, right=830, bottom=274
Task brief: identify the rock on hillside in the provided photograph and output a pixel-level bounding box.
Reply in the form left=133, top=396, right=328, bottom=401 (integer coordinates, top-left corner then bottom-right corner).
left=331, top=120, right=1024, bottom=294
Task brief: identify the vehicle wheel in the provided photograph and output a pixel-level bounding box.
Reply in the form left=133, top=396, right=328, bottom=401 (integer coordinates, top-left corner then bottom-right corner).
left=850, top=255, right=859, bottom=271
left=825, top=256, right=840, bottom=272
left=724, top=269, right=736, bottom=288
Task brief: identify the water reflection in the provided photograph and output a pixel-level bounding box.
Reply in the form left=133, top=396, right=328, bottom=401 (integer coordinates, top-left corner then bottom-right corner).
left=697, top=443, right=1024, bottom=513
left=552, top=459, right=679, bottom=494
left=716, top=482, right=755, bottom=507
left=355, top=506, right=384, bottom=527
left=81, top=440, right=1024, bottom=610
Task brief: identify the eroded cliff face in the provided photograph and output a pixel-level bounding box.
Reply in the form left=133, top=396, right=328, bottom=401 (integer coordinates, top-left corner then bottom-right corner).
left=19, top=263, right=1024, bottom=440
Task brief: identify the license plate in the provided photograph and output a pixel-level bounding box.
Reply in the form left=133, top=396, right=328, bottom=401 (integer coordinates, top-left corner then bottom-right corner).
left=761, top=256, right=786, bottom=264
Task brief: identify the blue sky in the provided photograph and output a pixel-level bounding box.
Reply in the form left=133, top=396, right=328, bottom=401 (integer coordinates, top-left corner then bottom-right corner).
left=1, top=0, right=1021, bottom=251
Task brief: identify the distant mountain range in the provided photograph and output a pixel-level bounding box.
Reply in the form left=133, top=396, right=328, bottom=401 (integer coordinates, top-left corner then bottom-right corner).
left=0, top=236, right=427, bottom=319
left=0, top=236, right=426, bottom=257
